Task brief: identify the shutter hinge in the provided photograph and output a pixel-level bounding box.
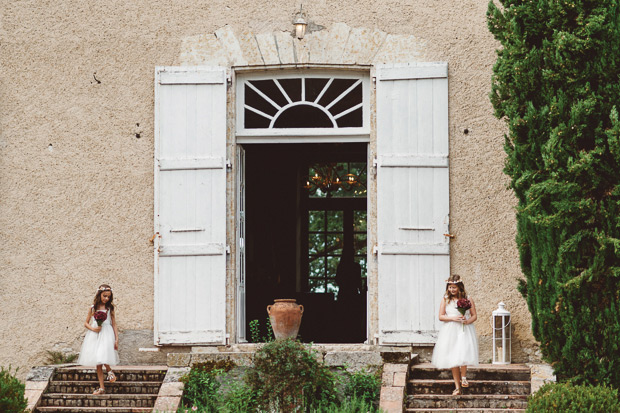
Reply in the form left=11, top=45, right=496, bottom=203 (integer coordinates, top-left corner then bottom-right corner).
left=372, top=157, right=378, bottom=175
left=226, top=159, right=232, bottom=170
left=372, top=76, right=377, bottom=89
left=226, top=245, right=231, bottom=254
left=372, top=244, right=379, bottom=255
left=226, top=73, right=232, bottom=85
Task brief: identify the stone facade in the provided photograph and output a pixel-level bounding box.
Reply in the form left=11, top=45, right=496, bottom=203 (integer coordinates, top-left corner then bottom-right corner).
left=1, top=0, right=540, bottom=378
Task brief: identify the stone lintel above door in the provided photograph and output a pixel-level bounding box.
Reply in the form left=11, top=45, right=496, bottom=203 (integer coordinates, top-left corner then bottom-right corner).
left=180, top=23, right=428, bottom=67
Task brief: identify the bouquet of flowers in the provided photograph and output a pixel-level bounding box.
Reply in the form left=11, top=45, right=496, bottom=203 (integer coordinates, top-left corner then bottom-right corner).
left=456, top=298, right=471, bottom=331
left=94, top=311, right=107, bottom=327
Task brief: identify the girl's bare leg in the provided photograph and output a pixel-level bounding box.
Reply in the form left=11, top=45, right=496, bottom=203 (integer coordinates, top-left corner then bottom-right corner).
left=450, top=367, right=461, bottom=393
left=95, top=365, right=105, bottom=392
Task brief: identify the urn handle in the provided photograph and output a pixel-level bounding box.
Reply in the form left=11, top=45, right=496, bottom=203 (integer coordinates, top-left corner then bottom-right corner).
left=299, top=305, right=304, bottom=314
left=267, top=305, right=272, bottom=315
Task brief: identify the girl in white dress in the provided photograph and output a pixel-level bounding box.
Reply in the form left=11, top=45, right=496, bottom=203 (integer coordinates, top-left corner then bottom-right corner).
left=77, top=284, right=120, bottom=395
left=431, top=274, right=479, bottom=395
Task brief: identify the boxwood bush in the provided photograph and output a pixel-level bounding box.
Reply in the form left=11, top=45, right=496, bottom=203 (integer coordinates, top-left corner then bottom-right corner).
left=526, top=382, right=620, bottom=413
left=0, top=366, right=27, bottom=413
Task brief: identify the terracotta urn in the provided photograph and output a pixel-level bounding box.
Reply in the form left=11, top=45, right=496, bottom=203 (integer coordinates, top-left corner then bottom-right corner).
left=267, top=299, right=304, bottom=340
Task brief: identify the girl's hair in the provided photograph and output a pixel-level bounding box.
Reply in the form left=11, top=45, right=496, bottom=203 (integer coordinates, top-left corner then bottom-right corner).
left=444, top=274, right=467, bottom=301
left=93, top=284, right=115, bottom=313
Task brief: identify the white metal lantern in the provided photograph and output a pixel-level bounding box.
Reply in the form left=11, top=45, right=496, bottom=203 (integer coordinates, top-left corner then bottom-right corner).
left=491, top=302, right=511, bottom=364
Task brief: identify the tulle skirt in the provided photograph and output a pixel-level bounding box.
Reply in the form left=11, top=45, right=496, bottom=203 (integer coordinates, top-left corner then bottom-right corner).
left=431, top=320, right=479, bottom=369
left=77, top=323, right=119, bottom=366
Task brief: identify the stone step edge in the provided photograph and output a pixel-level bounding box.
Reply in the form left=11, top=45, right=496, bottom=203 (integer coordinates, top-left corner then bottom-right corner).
left=42, top=393, right=158, bottom=399
left=54, top=366, right=167, bottom=372
left=410, top=379, right=531, bottom=385
left=48, top=381, right=162, bottom=386
left=411, top=363, right=530, bottom=371
left=409, top=394, right=529, bottom=400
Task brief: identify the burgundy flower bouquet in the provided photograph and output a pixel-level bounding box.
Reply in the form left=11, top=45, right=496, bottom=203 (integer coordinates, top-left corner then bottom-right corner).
left=94, top=311, right=107, bottom=327
left=456, top=298, right=472, bottom=331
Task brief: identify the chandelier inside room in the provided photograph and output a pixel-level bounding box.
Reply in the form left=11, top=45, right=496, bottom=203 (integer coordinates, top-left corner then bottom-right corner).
left=303, top=162, right=367, bottom=197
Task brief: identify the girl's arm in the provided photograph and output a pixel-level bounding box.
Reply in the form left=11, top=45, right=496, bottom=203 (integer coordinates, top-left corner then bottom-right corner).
left=438, top=299, right=464, bottom=322
left=465, top=298, right=478, bottom=324
left=84, top=308, right=101, bottom=333
left=111, top=310, right=119, bottom=350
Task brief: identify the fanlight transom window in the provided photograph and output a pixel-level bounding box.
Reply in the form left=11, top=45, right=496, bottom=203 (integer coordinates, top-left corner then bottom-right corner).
left=241, top=75, right=367, bottom=130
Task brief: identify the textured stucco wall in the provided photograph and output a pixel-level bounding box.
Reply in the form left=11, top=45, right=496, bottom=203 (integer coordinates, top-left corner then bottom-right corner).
left=0, top=0, right=538, bottom=378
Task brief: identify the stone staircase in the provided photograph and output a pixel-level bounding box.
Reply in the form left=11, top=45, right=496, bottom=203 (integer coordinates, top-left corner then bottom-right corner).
left=35, top=366, right=167, bottom=413
left=406, top=363, right=531, bottom=412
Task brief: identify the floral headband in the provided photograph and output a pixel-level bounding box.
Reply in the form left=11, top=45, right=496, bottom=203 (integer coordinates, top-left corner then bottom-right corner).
left=444, top=279, right=462, bottom=284
left=98, top=286, right=112, bottom=292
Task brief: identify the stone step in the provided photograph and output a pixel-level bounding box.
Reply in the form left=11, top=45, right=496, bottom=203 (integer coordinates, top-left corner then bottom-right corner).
left=407, top=394, right=528, bottom=409
left=40, top=393, right=157, bottom=408
left=411, top=364, right=530, bottom=382
left=52, top=370, right=166, bottom=383
left=408, top=379, right=531, bottom=395
left=37, top=407, right=152, bottom=413
left=406, top=409, right=525, bottom=412
left=47, top=381, right=162, bottom=395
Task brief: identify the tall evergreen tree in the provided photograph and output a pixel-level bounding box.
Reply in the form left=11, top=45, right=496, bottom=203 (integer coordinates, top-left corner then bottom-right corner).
left=487, top=0, right=620, bottom=386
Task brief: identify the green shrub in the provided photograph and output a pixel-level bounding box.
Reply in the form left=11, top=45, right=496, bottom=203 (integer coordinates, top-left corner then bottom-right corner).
left=343, top=369, right=381, bottom=405
left=179, top=368, right=223, bottom=412
left=487, top=0, right=620, bottom=386
left=218, top=379, right=257, bottom=412
left=526, top=382, right=620, bottom=413
left=312, top=395, right=383, bottom=412
left=245, top=339, right=339, bottom=411
left=248, top=318, right=274, bottom=343
left=45, top=351, right=78, bottom=365
left=0, top=366, right=27, bottom=413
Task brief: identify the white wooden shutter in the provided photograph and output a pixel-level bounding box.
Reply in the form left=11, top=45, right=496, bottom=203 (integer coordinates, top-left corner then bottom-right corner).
left=376, top=63, right=450, bottom=344
left=154, top=67, right=228, bottom=345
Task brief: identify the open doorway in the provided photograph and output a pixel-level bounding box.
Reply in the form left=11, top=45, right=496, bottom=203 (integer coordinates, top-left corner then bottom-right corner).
left=242, top=143, right=368, bottom=343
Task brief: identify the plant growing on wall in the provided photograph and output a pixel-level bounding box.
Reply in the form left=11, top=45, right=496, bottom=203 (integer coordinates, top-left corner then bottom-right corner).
left=487, top=0, right=620, bottom=386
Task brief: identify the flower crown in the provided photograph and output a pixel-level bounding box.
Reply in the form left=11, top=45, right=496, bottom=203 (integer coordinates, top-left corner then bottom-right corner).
left=98, top=286, right=112, bottom=292
left=444, top=279, right=462, bottom=284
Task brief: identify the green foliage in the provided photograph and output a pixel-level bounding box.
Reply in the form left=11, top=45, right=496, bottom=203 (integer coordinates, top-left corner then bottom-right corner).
left=179, top=368, right=223, bottom=412
left=0, top=366, right=27, bottom=413
left=45, top=351, right=78, bottom=365
left=488, top=0, right=620, bottom=386
left=218, top=379, right=257, bottom=412
left=343, top=369, right=381, bottom=405
left=248, top=318, right=274, bottom=343
left=311, top=395, right=382, bottom=412
left=526, top=382, right=620, bottom=412
left=244, top=339, right=339, bottom=411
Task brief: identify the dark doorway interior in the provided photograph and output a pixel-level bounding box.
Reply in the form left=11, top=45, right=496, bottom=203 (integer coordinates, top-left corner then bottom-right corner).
left=243, top=143, right=368, bottom=343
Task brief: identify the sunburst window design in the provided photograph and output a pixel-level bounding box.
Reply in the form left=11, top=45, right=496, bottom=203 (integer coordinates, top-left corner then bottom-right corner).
left=243, top=77, right=365, bottom=129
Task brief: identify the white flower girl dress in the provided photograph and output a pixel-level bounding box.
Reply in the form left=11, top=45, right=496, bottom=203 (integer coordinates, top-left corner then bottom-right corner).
left=431, top=298, right=479, bottom=368
left=77, top=307, right=119, bottom=366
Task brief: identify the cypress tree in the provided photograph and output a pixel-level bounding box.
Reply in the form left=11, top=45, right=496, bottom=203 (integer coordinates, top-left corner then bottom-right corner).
left=487, top=0, right=620, bottom=386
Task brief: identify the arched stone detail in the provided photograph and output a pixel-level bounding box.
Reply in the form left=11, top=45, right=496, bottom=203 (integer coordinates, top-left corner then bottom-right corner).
left=180, top=23, right=426, bottom=67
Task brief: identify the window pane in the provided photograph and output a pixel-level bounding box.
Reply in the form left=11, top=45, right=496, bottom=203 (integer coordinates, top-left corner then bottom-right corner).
left=354, top=233, right=367, bottom=256
left=326, top=280, right=339, bottom=295
left=326, top=210, right=343, bottom=232
left=356, top=257, right=368, bottom=281
left=309, top=256, right=325, bottom=279
left=354, top=210, right=367, bottom=232
left=308, top=233, right=324, bottom=256
left=326, top=234, right=343, bottom=256
left=326, top=256, right=340, bottom=279
left=309, top=277, right=326, bottom=293
left=309, top=210, right=325, bottom=232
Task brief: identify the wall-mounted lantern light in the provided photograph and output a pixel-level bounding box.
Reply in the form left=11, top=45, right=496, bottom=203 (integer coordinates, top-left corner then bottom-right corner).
left=293, top=5, right=308, bottom=39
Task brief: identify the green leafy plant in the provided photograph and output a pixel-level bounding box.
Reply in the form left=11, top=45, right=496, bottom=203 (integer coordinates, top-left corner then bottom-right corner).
left=0, top=366, right=27, bottom=413
left=245, top=339, right=339, bottom=411
left=45, top=351, right=78, bottom=365
left=248, top=317, right=275, bottom=343
left=487, top=0, right=620, bottom=386
left=218, top=379, right=257, bottom=412
left=526, top=382, right=620, bottom=412
left=343, top=369, right=381, bottom=405
left=312, top=395, right=383, bottom=412
left=180, top=360, right=236, bottom=412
